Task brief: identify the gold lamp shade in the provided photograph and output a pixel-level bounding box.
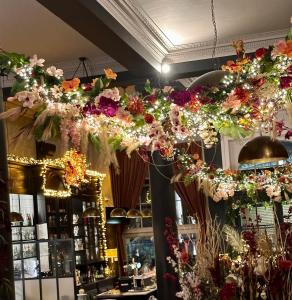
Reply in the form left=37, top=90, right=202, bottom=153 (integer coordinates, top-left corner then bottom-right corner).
left=10, top=212, right=24, bottom=223
left=126, top=209, right=142, bottom=219
left=110, top=208, right=127, bottom=218
left=141, top=208, right=152, bottom=218
left=238, top=136, right=288, bottom=164
left=82, top=207, right=99, bottom=218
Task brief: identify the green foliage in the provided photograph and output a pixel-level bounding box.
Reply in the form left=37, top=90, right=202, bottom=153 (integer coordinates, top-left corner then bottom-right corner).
left=144, top=80, right=152, bottom=94
left=10, top=81, right=26, bottom=95
left=109, top=135, right=122, bottom=151
left=50, top=116, right=61, bottom=138
left=0, top=50, right=28, bottom=76
left=214, top=119, right=253, bottom=139
left=33, top=116, right=51, bottom=140
left=89, top=133, right=100, bottom=151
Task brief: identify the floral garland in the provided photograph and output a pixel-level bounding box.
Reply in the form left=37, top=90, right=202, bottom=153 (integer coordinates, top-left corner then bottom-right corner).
left=8, top=150, right=87, bottom=197
left=0, top=26, right=292, bottom=202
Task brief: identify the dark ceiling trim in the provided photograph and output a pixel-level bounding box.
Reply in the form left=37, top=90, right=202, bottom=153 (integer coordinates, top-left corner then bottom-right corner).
left=36, top=0, right=160, bottom=76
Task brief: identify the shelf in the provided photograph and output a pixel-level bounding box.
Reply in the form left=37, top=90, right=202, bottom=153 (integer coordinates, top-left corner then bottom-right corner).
left=23, top=256, right=38, bottom=260
left=76, top=259, right=104, bottom=267
left=13, top=239, right=36, bottom=243
left=14, top=256, right=37, bottom=260
left=11, top=225, right=35, bottom=228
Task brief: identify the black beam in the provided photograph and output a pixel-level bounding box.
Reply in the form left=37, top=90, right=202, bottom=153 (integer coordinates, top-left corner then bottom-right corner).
left=149, top=152, right=178, bottom=300
left=0, top=79, right=15, bottom=299
left=166, top=54, right=237, bottom=81
left=36, top=0, right=159, bottom=76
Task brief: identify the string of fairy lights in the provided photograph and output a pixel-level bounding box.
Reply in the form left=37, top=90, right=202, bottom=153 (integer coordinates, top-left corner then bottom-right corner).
left=8, top=152, right=109, bottom=269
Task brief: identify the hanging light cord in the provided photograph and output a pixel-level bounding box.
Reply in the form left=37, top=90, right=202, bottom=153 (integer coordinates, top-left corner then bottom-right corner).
left=72, top=57, right=89, bottom=79
left=211, top=0, right=218, bottom=67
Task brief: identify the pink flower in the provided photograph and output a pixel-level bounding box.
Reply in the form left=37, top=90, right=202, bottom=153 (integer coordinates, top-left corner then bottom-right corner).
left=272, top=40, right=292, bottom=57
left=222, top=96, right=242, bottom=114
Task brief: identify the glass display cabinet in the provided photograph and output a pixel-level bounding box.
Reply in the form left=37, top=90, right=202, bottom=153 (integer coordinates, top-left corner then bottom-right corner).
left=10, top=193, right=75, bottom=300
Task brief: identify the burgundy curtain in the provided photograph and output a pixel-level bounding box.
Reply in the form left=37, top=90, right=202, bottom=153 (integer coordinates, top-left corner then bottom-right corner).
left=174, top=143, right=207, bottom=231
left=110, top=150, right=148, bottom=273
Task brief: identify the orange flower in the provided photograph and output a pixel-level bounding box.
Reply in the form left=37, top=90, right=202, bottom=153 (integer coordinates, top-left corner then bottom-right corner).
left=62, top=78, right=80, bottom=92
left=224, top=169, right=238, bottom=176
left=232, top=40, right=245, bottom=57
left=272, top=40, right=292, bottom=57
left=104, top=68, right=117, bottom=80
left=222, top=60, right=242, bottom=73
left=188, top=96, right=202, bottom=112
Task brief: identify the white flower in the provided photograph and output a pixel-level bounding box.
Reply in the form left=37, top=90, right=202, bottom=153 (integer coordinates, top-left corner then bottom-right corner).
left=95, top=87, right=120, bottom=103
left=50, top=85, right=63, bottom=99
left=8, top=91, right=40, bottom=108
left=29, top=54, right=45, bottom=67
left=163, top=85, right=174, bottom=94
left=46, top=66, right=63, bottom=78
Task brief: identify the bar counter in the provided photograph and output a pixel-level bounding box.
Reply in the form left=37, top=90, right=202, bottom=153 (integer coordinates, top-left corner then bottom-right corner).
left=93, top=287, right=157, bottom=299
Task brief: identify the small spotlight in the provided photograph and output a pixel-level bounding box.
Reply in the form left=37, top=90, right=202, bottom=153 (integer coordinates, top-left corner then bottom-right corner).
left=161, top=63, right=170, bottom=74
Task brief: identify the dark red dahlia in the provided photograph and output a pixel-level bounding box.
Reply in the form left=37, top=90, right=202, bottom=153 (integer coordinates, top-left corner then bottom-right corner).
left=280, top=76, right=292, bottom=89
left=144, top=113, right=154, bottom=124
left=255, top=47, right=268, bottom=59
left=169, top=90, right=192, bottom=106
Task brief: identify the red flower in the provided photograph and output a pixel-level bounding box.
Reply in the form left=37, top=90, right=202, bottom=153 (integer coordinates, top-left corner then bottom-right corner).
left=279, top=260, right=292, bottom=271
left=127, top=96, right=145, bottom=115
left=82, top=83, right=93, bottom=91
left=220, top=283, right=236, bottom=300
left=144, top=113, right=154, bottom=124
left=234, top=87, right=250, bottom=104
left=252, top=78, right=265, bottom=87
left=280, top=76, right=292, bottom=89
left=255, top=47, right=268, bottom=60
left=180, top=250, right=189, bottom=265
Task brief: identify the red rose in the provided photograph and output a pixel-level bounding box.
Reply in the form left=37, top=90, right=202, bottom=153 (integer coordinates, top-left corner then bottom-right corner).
left=144, top=113, right=154, bottom=124
left=255, top=48, right=267, bottom=59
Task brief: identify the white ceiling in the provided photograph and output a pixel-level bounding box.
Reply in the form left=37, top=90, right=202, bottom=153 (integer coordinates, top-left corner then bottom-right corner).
left=98, top=0, right=291, bottom=64
left=0, top=0, right=125, bottom=79
left=135, top=0, right=291, bottom=45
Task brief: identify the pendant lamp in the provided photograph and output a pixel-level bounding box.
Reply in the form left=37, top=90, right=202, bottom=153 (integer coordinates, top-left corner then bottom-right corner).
left=238, top=136, right=288, bottom=165
left=82, top=207, right=99, bottom=218
left=110, top=207, right=127, bottom=218
left=141, top=208, right=152, bottom=218
left=188, top=70, right=228, bottom=90
left=10, top=212, right=24, bottom=223
left=126, top=209, right=142, bottom=219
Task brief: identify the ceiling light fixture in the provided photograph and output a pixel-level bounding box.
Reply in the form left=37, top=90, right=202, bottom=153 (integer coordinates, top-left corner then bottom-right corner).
left=238, top=136, right=288, bottom=165
left=161, top=63, right=170, bottom=74
left=126, top=208, right=142, bottom=219
left=82, top=207, right=99, bottom=218
left=110, top=207, right=127, bottom=218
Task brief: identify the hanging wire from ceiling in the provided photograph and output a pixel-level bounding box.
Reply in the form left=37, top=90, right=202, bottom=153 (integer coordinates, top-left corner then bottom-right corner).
left=210, top=0, right=219, bottom=69
left=72, top=57, right=90, bottom=79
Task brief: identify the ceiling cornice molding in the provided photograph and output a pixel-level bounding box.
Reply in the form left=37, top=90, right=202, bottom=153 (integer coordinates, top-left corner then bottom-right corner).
left=166, top=29, right=288, bottom=63
left=97, top=0, right=288, bottom=64
left=97, top=0, right=168, bottom=63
